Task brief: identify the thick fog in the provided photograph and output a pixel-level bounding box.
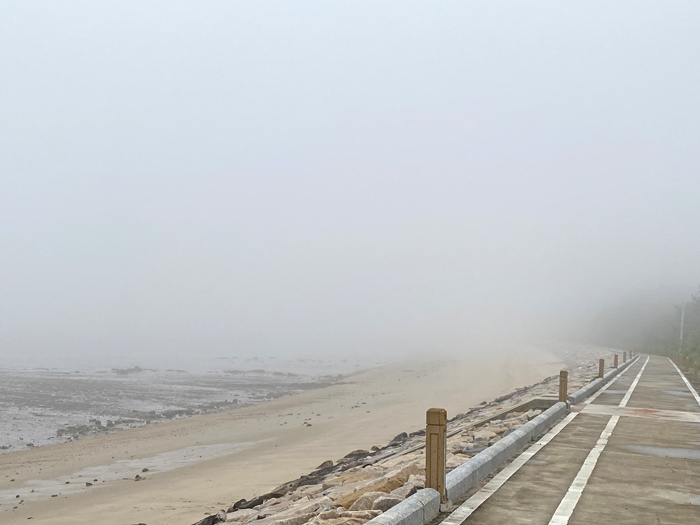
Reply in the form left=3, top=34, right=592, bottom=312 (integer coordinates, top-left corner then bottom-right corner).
left=1, top=2, right=699, bottom=368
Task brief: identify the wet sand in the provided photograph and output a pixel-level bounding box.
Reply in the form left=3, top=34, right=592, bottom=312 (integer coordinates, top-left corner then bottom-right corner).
left=0, top=345, right=562, bottom=525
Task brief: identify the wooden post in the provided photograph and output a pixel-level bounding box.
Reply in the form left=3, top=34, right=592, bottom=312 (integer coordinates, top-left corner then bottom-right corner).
left=599, top=359, right=605, bottom=378
left=693, top=366, right=698, bottom=385
left=614, top=354, right=619, bottom=368
left=623, top=351, right=627, bottom=363
left=559, top=370, right=568, bottom=403
left=426, top=408, right=447, bottom=504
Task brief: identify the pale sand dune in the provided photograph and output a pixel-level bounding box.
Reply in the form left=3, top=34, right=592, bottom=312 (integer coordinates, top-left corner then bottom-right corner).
left=0, top=346, right=562, bottom=525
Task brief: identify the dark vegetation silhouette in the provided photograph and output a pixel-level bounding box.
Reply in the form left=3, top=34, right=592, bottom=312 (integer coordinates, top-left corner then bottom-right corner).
left=583, top=286, right=700, bottom=365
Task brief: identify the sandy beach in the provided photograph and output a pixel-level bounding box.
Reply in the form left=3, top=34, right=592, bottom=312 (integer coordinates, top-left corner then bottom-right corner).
left=0, top=345, right=563, bottom=525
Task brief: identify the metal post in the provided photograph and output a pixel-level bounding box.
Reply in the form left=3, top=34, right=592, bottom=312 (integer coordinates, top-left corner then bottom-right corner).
left=559, top=370, right=568, bottom=403
left=679, top=305, right=685, bottom=354
left=599, top=359, right=605, bottom=379
left=426, top=408, right=447, bottom=504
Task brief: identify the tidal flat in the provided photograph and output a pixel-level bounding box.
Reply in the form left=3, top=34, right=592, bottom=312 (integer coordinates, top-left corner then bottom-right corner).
left=0, top=356, right=372, bottom=453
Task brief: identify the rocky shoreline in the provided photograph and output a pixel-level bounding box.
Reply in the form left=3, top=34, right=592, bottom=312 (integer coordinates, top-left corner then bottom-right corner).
left=191, top=346, right=618, bottom=525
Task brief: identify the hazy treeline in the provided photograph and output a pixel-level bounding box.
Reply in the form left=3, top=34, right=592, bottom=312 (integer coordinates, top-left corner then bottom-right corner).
left=582, top=286, right=700, bottom=363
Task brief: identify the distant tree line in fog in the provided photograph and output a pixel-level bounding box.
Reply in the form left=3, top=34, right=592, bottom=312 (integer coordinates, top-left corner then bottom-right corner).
left=582, top=286, right=700, bottom=364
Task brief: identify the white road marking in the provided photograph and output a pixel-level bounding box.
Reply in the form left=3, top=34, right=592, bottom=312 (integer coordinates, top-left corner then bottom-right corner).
left=619, top=356, right=649, bottom=407
left=580, top=403, right=700, bottom=423
left=668, top=358, right=700, bottom=407
left=442, top=357, right=642, bottom=525
left=583, top=355, right=641, bottom=406
left=547, top=356, right=649, bottom=525
left=441, top=413, right=577, bottom=525
left=548, top=415, right=620, bottom=525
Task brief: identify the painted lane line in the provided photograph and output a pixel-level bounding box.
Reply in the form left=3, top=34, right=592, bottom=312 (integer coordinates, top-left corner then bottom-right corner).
left=441, top=413, right=578, bottom=525
left=548, top=416, right=620, bottom=525
left=668, top=358, right=700, bottom=407
left=583, top=356, right=641, bottom=406
left=547, top=356, right=648, bottom=525
left=619, top=356, right=649, bottom=407
left=443, top=359, right=642, bottom=525
left=580, top=403, right=700, bottom=423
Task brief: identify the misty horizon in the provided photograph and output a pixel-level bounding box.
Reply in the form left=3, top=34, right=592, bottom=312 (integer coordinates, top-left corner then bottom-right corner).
left=1, top=2, right=699, bottom=368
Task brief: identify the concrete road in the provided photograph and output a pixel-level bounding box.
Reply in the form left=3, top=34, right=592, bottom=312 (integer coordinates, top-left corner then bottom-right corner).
left=443, top=355, right=700, bottom=525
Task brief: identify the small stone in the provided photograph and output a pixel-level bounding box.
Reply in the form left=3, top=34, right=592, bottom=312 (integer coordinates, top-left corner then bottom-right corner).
left=142, top=468, right=149, bottom=472
left=134, top=475, right=143, bottom=481
left=473, top=430, right=497, bottom=442
left=407, top=474, right=425, bottom=489
left=390, top=483, right=417, bottom=499
left=372, top=495, right=403, bottom=511
left=349, top=491, right=385, bottom=511
left=344, top=449, right=370, bottom=459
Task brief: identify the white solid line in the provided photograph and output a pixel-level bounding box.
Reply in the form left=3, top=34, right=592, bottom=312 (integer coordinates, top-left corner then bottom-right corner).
left=580, top=403, right=700, bottom=423
left=548, top=416, right=620, bottom=525
left=619, top=356, right=649, bottom=407
left=547, top=356, right=648, bottom=525
left=442, top=358, right=642, bottom=525
left=583, top=355, right=641, bottom=406
left=668, top=358, right=700, bottom=407
left=441, top=413, right=578, bottom=525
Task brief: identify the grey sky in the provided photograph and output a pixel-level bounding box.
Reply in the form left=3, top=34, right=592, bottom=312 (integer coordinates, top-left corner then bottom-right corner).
left=1, top=2, right=699, bottom=366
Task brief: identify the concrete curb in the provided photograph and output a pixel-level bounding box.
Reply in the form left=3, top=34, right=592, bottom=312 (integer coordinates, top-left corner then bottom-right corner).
left=364, top=489, right=440, bottom=525
left=567, top=356, right=638, bottom=405
left=364, top=354, right=639, bottom=525
left=445, top=401, right=568, bottom=501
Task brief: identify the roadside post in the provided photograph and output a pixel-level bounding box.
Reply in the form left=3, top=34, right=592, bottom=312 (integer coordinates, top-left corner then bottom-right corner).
left=623, top=351, right=627, bottom=363
left=599, top=359, right=605, bottom=379
left=614, top=354, right=619, bottom=368
left=426, top=408, right=447, bottom=506
left=559, top=370, right=568, bottom=403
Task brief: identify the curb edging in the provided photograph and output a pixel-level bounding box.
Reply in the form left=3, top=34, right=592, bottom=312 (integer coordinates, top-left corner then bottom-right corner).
left=364, top=354, right=638, bottom=525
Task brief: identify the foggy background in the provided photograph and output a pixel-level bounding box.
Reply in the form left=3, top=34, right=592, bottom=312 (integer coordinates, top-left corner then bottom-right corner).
left=1, top=2, right=699, bottom=369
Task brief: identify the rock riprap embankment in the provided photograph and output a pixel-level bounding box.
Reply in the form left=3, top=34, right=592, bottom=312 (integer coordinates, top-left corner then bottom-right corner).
left=192, top=346, right=618, bottom=525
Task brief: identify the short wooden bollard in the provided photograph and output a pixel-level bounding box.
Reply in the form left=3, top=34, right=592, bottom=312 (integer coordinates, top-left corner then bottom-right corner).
left=614, top=354, right=619, bottom=368
left=559, top=370, right=568, bottom=402
left=693, top=367, right=698, bottom=384
left=623, top=351, right=627, bottom=363
left=426, top=408, right=447, bottom=504
left=599, top=358, right=605, bottom=378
